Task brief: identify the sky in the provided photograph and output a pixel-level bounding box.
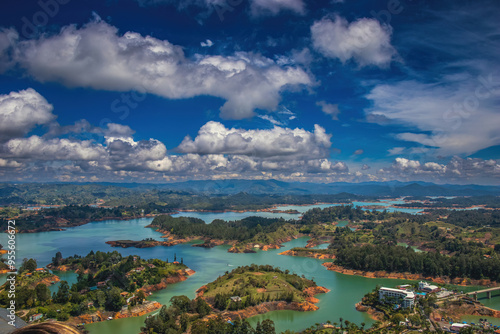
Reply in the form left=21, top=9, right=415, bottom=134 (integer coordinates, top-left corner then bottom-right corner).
left=0, top=0, right=499, bottom=184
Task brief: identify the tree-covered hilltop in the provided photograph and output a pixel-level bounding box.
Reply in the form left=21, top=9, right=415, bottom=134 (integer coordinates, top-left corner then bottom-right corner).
left=300, top=205, right=419, bottom=225
left=0, top=251, right=191, bottom=323
left=201, top=265, right=323, bottom=312
left=150, top=215, right=305, bottom=251
left=49, top=250, right=188, bottom=291
left=141, top=295, right=278, bottom=334
left=152, top=215, right=297, bottom=241
left=141, top=265, right=327, bottom=334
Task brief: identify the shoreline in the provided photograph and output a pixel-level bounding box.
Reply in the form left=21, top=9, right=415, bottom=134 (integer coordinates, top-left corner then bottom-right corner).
left=279, top=249, right=336, bottom=260
left=197, top=285, right=330, bottom=322
left=53, top=268, right=195, bottom=326
left=2, top=202, right=340, bottom=234
left=322, top=263, right=500, bottom=287
left=5, top=215, right=157, bottom=234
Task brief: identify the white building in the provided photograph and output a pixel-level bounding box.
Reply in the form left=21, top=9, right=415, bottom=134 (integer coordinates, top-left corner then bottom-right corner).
left=418, top=281, right=439, bottom=293
left=450, top=323, right=470, bottom=331
left=379, top=287, right=415, bottom=308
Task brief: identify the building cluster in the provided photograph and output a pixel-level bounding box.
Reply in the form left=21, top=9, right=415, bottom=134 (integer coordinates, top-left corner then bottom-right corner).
left=378, top=281, right=442, bottom=309
left=378, top=287, right=415, bottom=308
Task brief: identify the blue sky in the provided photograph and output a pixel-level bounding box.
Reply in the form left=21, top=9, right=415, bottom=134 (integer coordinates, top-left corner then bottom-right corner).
left=0, top=0, right=499, bottom=184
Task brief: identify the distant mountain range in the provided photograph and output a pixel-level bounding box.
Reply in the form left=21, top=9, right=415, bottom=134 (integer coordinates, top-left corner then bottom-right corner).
left=1, top=180, right=499, bottom=206
left=93, top=179, right=500, bottom=196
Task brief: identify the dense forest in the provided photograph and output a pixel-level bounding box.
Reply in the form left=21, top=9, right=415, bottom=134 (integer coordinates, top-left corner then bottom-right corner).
left=151, top=215, right=298, bottom=242
left=0, top=204, right=171, bottom=232
left=443, top=209, right=500, bottom=228
left=300, top=205, right=423, bottom=225
left=335, top=243, right=500, bottom=281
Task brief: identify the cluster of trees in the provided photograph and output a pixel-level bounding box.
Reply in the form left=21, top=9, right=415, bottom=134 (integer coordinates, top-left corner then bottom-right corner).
left=213, top=291, right=295, bottom=311
left=0, top=251, right=191, bottom=322
left=335, top=243, right=500, bottom=281
left=0, top=281, right=51, bottom=310
left=152, top=215, right=294, bottom=242
left=54, top=250, right=185, bottom=292
left=0, top=205, right=152, bottom=232
left=142, top=295, right=276, bottom=334
left=301, top=205, right=414, bottom=225
left=191, top=317, right=276, bottom=334
left=444, top=209, right=500, bottom=228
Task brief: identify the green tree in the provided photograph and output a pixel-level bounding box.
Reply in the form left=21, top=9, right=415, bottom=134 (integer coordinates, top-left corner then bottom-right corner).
left=19, top=258, right=37, bottom=273
left=105, top=287, right=124, bottom=311
left=136, top=290, right=146, bottom=304
left=391, top=313, right=405, bottom=325
left=261, top=319, right=276, bottom=334
left=96, top=290, right=106, bottom=308
left=170, top=295, right=191, bottom=313
left=55, top=281, right=70, bottom=304
left=52, top=251, right=63, bottom=266
left=255, top=321, right=263, bottom=334
left=35, top=283, right=50, bottom=304
left=195, top=297, right=211, bottom=317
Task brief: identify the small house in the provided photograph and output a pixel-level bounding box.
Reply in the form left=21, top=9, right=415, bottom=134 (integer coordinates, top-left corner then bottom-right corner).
left=230, top=296, right=242, bottom=302
left=29, top=314, right=43, bottom=322
left=97, top=281, right=106, bottom=288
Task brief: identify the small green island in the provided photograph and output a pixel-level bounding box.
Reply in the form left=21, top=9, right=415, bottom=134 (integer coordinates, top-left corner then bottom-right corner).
left=199, top=264, right=329, bottom=312
left=141, top=265, right=329, bottom=334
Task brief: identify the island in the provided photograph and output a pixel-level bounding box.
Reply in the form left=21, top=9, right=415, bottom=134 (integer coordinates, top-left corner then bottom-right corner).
left=106, top=215, right=306, bottom=253
left=141, top=265, right=329, bottom=334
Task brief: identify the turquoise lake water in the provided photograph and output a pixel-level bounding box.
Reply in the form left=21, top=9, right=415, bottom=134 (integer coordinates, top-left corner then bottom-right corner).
left=1, top=201, right=492, bottom=333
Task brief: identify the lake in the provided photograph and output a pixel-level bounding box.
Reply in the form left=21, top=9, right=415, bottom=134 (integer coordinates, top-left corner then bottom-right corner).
left=0, top=202, right=447, bottom=334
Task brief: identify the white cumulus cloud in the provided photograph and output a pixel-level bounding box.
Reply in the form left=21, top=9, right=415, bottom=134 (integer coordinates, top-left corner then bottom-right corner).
left=11, top=20, right=312, bottom=120
left=0, top=88, right=56, bottom=142
left=177, top=121, right=331, bottom=159
left=311, top=15, right=396, bottom=67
